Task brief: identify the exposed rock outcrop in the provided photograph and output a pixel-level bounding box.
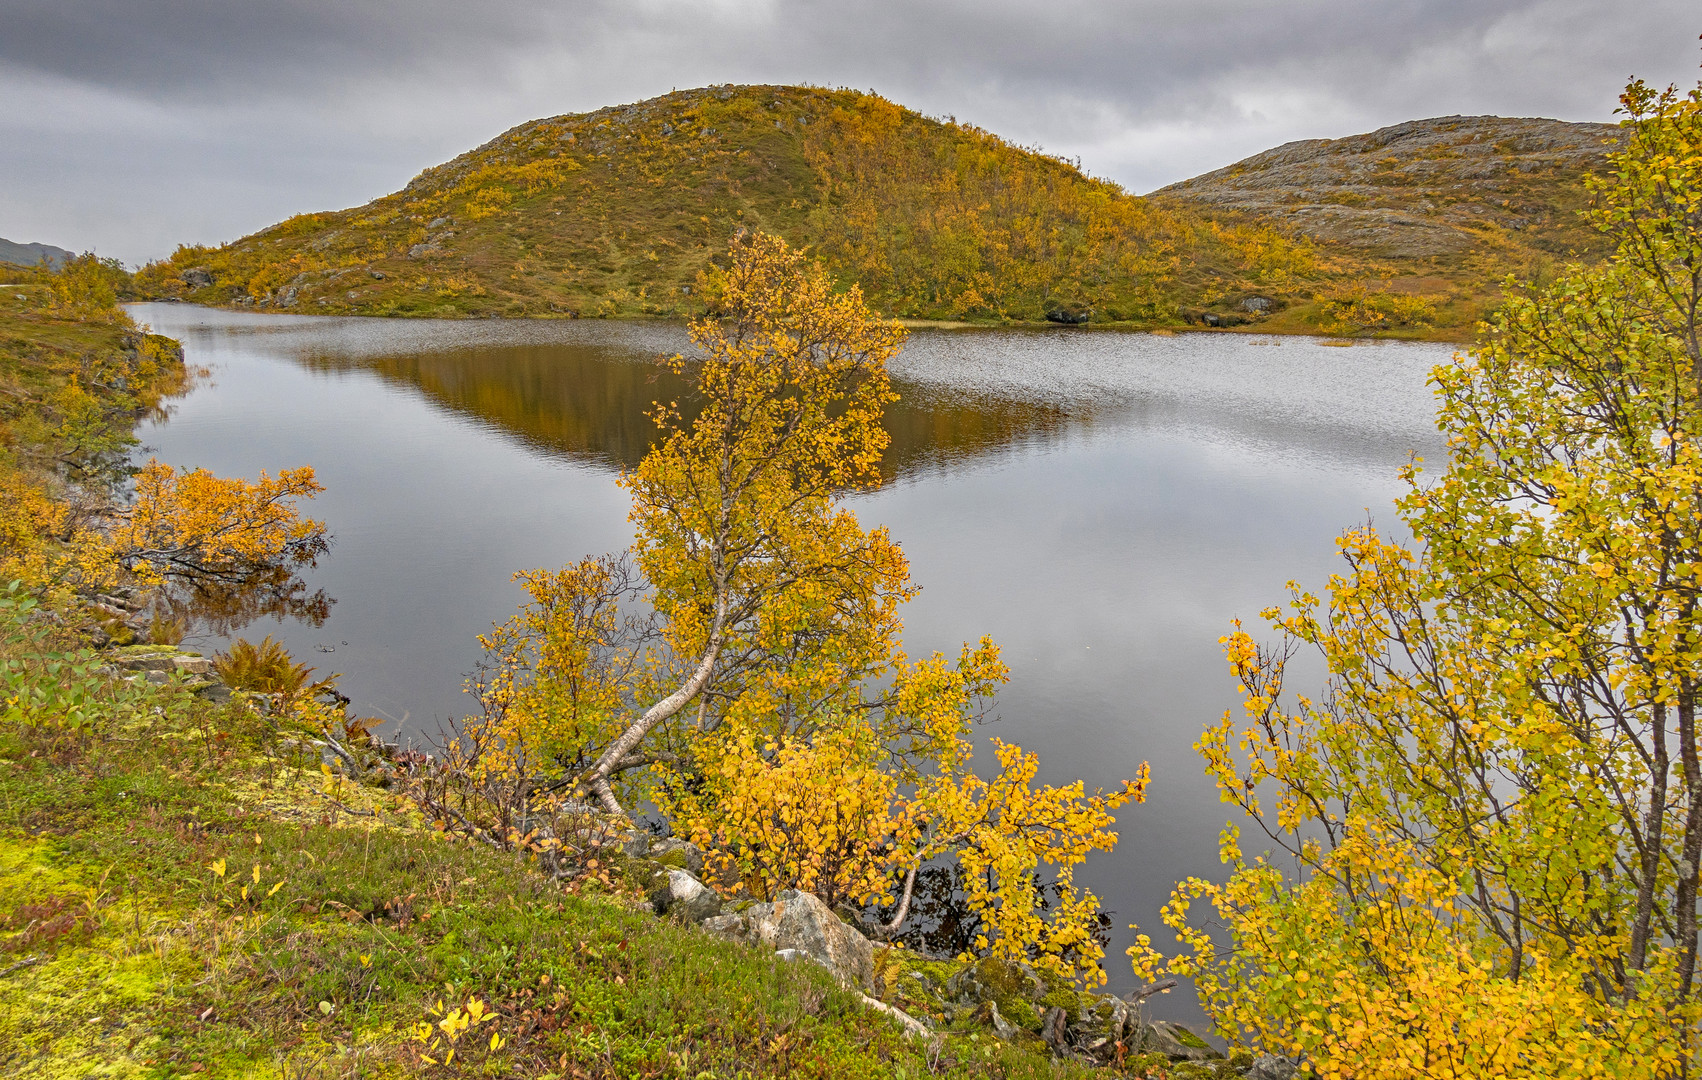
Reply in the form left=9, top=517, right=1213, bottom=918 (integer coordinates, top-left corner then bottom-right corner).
left=1159, top=114, right=1620, bottom=259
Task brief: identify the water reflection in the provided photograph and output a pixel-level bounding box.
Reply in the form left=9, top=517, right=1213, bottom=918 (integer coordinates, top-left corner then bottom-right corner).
left=293, top=339, right=1079, bottom=480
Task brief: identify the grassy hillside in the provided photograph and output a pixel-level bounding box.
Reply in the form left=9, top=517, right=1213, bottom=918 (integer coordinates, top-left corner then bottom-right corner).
left=0, top=630, right=1132, bottom=1079
left=132, top=86, right=1318, bottom=326
left=134, top=86, right=1620, bottom=337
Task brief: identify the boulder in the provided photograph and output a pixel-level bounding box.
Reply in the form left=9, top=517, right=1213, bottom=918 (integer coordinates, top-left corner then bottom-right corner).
left=1249, top=1053, right=1301, bottom=1080
left=1041, top=1006, right=1070, bottom=1055
left=649, top=836, right=704, bottom=874
left=743, top=889, right=874, bottom=990
left=970, top=999, right=1018, bottom=1040
left=699, top=913, right=746, bottom=940
left=1239, top=296, right=1274, bottom=314
left=182, top=267, right=214, bottom=289
left=648, top=868, right=723, bottom=924
left=1131, top=1020, right=1221, bottom=1061
left=1044, top=307, right=1090, bottom=325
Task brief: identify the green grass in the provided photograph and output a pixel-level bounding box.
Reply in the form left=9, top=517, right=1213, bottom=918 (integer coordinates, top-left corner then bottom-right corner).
left=0, top=624, right=1117, bottom=1079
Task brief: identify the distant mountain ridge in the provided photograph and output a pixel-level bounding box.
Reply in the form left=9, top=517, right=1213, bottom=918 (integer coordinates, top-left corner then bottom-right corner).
left=135, top=87, right=1626, bottom=336
left=0, top=238, right=73, bottom=268
left=1157, top=114, right=1619, bottom=260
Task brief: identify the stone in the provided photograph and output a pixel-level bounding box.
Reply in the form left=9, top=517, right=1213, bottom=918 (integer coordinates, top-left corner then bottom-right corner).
left=1240, top=296, right=1274, bottom=314
left=1132, top=1020, right=1221, bottom=1062
left=619, top=831, right=650, bottom=858
left=699, top=913, right=746, bottom=940
left=428, top=217, right=452, bottom=229
left=172, top=655, right=212, bottom=676
left=279, top=286, right=298, bottom=307
left=182, top=267, right=214, bottom=288
left=116, top=653, right=178, bottom=673
left=649, top=837, right=704, bottom=874
left=1041, top=1005, right=1070, bottom=1055
left=1203, top=312, right=1224, bottom=326
left=741, top=889, right=874, bottom=990
left=369, top=270, right=386, bottom=280
left=971, top=999, right=1018, bottom=1040
left=648, top=868, right=723, bottom=924
left=1044, top=307, right=1089, bottom=325
left=1249, top=1053, right=1301, bottom=1080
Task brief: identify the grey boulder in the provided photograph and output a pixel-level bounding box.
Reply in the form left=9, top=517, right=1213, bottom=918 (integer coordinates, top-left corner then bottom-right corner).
left=648, top=869, right=723, bottom=924
left=649, top=837, right=704, bottom=874
left=1250, top=1053, right=1301, bottom=1080
left=710, top=889, right=875, bottom=991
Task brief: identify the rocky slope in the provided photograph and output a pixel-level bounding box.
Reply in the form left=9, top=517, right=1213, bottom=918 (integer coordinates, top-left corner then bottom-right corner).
left=1158, top=114, right=1619, bottom=261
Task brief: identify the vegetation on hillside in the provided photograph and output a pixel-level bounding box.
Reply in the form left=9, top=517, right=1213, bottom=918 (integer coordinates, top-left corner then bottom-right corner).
left=132, top=85, right=1343, bottom=329
left=1139, top=79, right=1702, bottom=1078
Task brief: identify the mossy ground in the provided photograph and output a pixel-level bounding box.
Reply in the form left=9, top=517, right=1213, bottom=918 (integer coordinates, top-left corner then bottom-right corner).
left=0, top=644, right=1131, bottom=1078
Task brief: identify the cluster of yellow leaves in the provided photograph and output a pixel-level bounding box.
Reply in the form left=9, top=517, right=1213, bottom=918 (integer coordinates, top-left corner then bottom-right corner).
left=1148, top=833, right=1684, bottom=1080
left=1318, top=284, right=1436, bottom=334
left=111, top=460, right=328, bottom=585
left=1145, top=79, right=1702, bottom=1077
left=411, top=996, right=504, bottom=1067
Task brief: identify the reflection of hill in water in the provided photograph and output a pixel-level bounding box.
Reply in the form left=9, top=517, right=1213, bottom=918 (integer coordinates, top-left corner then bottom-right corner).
left=294, top=343, right=1080, bottom=480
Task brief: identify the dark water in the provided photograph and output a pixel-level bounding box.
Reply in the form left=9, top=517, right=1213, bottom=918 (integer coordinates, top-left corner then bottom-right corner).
left=129, top=303, right=1453, bottom=1015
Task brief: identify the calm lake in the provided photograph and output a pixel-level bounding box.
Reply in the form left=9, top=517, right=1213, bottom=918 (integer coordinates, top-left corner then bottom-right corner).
left=128, top=303, right=1454, bottom=1016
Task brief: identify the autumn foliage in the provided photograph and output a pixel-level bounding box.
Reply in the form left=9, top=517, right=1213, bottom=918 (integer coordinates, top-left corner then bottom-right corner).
left=0, top=263, right=328, bottom=633
left=1138, top=80, right=1702, bottom=1077
left=463, top=233, right=1143, bottom=984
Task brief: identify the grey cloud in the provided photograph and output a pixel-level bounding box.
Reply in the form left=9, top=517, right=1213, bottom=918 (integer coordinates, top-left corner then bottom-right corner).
left=0, top=0, right=1695, bottom=263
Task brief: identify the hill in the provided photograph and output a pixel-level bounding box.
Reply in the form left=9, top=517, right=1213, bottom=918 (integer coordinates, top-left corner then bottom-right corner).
left=0, top=238, right=73, bottom=269
left=131, top=85, right=1322, bottom=326
left=134, top=87, right=1622, bottom=336
left=1155, top=115, right=1620, bottom=316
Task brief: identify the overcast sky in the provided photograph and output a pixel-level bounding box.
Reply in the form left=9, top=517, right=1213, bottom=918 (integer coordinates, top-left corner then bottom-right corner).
left=2, top=0, right=1696, bottom=265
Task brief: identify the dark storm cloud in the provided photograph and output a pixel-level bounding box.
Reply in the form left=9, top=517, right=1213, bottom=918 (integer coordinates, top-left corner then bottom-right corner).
left=2, top=0, right=1696, bottom=262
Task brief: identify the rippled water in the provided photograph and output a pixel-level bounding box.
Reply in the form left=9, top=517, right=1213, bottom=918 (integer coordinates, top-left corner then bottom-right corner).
left=129, top=303, right=1456, bottom=1014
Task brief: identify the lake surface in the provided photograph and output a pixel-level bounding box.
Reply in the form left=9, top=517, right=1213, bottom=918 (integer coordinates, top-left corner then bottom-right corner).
left=128, top=303, right=1455, bottom=1016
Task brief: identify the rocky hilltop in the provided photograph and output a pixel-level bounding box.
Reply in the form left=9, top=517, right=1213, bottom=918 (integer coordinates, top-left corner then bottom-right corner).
left=1158, top=115, right=1620, bottom=261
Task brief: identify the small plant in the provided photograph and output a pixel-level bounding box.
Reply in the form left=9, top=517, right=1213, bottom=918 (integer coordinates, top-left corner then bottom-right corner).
left=411, top=996, right=504, bottom=1067
left=146, top=608, right=187, bottom=646
left=212, top=635, right=332, bottom=698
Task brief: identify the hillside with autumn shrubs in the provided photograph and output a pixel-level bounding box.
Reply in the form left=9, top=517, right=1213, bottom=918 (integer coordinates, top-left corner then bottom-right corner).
left=132, top=83, right=1608, bottom=336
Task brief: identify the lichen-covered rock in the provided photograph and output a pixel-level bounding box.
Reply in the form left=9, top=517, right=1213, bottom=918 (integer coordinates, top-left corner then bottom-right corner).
left=649, top=837, right=704, bottom=874
left=700, top=913, right=746, bottom=940
left=742, top=889, right=874, bottom=990
left=1132, top=1020, right=1221, bottom=1062
left=647, top=868, right=723, bottom=923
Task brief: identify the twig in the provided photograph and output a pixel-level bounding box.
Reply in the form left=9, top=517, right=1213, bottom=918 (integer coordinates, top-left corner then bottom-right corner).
left=1126, top=978, right=1178, bottom=1002
left=0, top=956, right=41, bottom=978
